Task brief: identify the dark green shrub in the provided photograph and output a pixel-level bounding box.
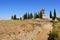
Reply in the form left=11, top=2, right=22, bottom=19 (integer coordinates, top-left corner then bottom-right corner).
left=48, top=31, right=58, bottom=40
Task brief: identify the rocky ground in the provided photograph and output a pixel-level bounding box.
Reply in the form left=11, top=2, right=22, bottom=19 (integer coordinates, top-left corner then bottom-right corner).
left=0, top=19, right=53, bottom=40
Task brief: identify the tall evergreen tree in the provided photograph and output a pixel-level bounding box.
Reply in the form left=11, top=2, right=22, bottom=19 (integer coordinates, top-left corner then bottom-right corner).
left=54, top=9, right=56, bottom=19
left=34, top=13, right=36, bottom=19
left=40, top=11, right=42, bottom=18
left=11, top=16, right=13, bottom=20
left=14, top=14, right=16, bottom=20
left=23, top=14, right=25, bottom=19
left=50, top=11, right=52, bottom=18
left=27, top=13, right=30, bottom=19
left=36, top=12, right=39, bottom=18
left=25, top=13, right=28, bottom=19
left=23, top=12, right=28, bottom=19
left=30, top=13, right=33, bottom=19
left=34, top=12, right=40, bottom=19
left=38, top=12, right=40, bottom=18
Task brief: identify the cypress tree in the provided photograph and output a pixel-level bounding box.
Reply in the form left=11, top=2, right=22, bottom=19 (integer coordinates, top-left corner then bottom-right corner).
left=54, top=9, right=56, bottom=19
left=27, top=13, right=30, bottom=19
left=40, top=11, right=42, bottom=18
left=38, top=12, right=40, bottom=18
left=50, top=11, right=52, bottom=18
left=14, top=14, right=16, bottom=20
left=11, top=16, right=13, bottom=20
left=23, top=12, right=28, bottom=19
left=34, top=13, right=36, bottom=19
left=25, top=13, right=28, bottom=19
left=36, top=12, right=39, bottom=18
left=30, top=13, right=33, bottom=19
left=23, top=14, right=25, bottom=19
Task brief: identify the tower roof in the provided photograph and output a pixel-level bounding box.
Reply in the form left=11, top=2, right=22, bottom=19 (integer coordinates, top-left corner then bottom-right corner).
left=41, top=8, right=45, bottom=11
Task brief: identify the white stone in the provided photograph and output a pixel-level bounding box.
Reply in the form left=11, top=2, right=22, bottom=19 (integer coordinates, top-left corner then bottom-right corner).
left=55, top=18, right=58, bottom=21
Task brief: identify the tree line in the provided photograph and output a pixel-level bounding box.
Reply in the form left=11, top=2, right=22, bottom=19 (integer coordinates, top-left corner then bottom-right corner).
left=11, top=9, right=57, bottom=20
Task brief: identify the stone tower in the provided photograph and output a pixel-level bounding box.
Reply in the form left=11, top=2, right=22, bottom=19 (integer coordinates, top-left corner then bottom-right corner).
left=41, top=8, right=45, bottom=18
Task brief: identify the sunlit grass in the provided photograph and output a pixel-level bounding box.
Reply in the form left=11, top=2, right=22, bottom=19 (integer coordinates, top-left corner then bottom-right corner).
left=51, top=21, right=60, bottom=39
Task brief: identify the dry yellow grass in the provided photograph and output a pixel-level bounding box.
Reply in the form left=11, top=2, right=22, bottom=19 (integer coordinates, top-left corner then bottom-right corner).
left=53, top=22, right=60, bottom=38
left=0, top=19, right=52, bottom=40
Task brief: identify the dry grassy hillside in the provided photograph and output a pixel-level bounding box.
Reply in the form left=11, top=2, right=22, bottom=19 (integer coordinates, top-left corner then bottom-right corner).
left=53, top=21, right=60, bottom=40
left=0, top=19, right=52, bottom=40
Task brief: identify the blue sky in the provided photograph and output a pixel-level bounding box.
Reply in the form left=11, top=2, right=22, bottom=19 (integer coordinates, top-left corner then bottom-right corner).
left=0, top=0, right=60, bottom=20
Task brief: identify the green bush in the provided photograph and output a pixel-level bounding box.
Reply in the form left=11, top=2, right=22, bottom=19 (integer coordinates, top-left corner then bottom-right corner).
left=48, top=31, right=58, bottom=40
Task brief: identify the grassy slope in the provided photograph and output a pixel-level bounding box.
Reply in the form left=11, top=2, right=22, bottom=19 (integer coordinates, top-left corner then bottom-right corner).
left=54, top=21, right=60, bottom=38
left=0, top=19, right=52, bottom=40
